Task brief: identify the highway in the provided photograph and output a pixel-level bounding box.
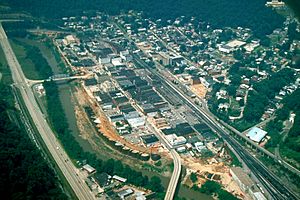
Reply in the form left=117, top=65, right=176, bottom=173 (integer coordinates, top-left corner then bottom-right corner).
left=134, top=55, right=299, bottom=200
left=0, top=24, right=95, bottom=200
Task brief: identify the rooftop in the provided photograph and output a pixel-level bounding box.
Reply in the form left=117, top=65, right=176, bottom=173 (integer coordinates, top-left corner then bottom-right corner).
left=246, top=127, right=267, bottom=143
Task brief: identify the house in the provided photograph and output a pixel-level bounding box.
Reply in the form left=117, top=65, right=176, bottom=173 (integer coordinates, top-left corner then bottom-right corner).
left=93, top=172, right=111, bottom=187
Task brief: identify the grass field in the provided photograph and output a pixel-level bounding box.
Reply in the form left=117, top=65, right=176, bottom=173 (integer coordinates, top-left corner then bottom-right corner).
left=9, top=39, right=41, bottom=80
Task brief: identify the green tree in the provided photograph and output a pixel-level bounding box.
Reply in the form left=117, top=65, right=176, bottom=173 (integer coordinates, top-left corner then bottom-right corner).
left=190, top=172, right=198, bottom=183
left=199, top=180, right=221, bottom=195
left=149, top=176, right=163, bottom=192
left=218, top=189, right=238, bottom=200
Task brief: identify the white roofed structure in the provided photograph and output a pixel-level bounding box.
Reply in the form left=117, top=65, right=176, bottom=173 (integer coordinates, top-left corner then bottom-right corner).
left=246, top=127, right=267, bottom=143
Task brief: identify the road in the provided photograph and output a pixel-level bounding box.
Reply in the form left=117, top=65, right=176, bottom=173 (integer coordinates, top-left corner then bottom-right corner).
left=0, top=24, right=95, bottom=200
left=134, top=55, right=299, bottom=200
left=164, top=149, right=181, bottom=200
left=146, top=119, right=181, bottom=200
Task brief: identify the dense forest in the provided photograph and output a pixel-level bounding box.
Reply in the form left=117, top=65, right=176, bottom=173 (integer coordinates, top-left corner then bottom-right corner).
left=0, top=83, right=67, bottom=200
left=43, top=81, right=165, bottom=196
left=3, top=0, right=284, bottom=38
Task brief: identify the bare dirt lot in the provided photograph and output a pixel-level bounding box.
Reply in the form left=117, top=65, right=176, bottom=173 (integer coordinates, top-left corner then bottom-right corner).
left=190, top=84, right=207, bottom=98
left=182, top=156, right=244, bottom=198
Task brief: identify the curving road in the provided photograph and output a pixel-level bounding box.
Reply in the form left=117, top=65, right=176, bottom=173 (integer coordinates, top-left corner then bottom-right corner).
left=0, top=24, right=95, bottom=200
left=164, top=149, right=181, bottom=200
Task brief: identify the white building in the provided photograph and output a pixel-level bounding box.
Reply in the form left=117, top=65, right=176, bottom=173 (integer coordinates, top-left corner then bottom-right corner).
left=120, top=50, right=132, bottom=62
left=246, top=127, right=267, bottom=143
left=166, top=134, right=187, bottom=147
left=83, top=164, right=96, bottom=174
left=127, top=117, right=145, bottom=128
left=194, top=142, right=206, bottom=152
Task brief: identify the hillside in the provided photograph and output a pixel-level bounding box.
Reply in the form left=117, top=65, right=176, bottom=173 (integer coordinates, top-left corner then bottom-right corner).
left=3, top=0, right=284, bottom=38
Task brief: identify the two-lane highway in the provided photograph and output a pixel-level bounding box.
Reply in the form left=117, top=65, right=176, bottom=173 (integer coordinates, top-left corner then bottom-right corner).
left=164, top=149, right=181, bottom=200
left=0, top=24, right=95, bottom=200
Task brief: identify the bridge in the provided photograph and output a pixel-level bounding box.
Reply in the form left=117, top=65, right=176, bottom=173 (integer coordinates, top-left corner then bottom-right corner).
left=27, top=74, right=90, bottom=85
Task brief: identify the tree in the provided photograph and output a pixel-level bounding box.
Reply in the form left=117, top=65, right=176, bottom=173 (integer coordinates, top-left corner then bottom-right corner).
left=149, top=176, right=163, bottom=192
left=218, top=189, right=238, bottom=200
left=0, top=83, right=67, bottom=200
left=199, top=180, right=221, bottom=195
left=230, top=75, right=241, bottom=86
left=227, top=85, right=237, bottom=97
left=190, top=172, right=198, bottom=183
left=233, top=49, right=244, bottom=60
left=260, top=37, right=271, bottom=47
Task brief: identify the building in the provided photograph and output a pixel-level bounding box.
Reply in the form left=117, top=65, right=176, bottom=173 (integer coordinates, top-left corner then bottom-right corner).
left=141, top=134, right=159, bottom=147
left=194, top=142, right=206, bottom=152
left=158, top=52, right=171, bottom=65
left=83, top=164, right=96, bottom=174
left=266, top=0, right=285, bottom=7
left=93, top=172, right=111, bottom=187
left=112, top=175, right=127, bottom=183
left=230, top=167, right=267, bottom=200
left=218, top=44, right=233, bottom=54
left=63, top=34, right=77, bottom=45
left=127, top=117, right=145, bottom=128
left=226, top=40, right=246, bottom=49
left=117, top=188, right=134, bottom=200
left=246, top=127, right=267, bottom=143
left=166, top=134, right=187, bottom=147
left=176, top=146, right=186, bottom=153
left=120, top=50, right=133, bottom=62
left=109, top=114, right=125, bottom=122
